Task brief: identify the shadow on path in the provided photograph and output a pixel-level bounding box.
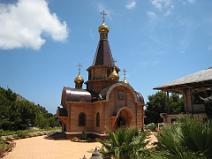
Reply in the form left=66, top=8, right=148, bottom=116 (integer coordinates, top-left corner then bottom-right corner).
left=44, top=132, right=67, bottom=140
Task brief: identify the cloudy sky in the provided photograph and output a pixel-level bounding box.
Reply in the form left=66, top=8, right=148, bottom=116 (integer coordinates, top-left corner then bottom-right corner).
left=0, top=0, right=211, bottom=113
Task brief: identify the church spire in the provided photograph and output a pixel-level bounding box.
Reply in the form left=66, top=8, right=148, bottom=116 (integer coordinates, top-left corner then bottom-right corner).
left=86, top=12, right=120, bottom=94
left=92, top=10, right=114, bottom=67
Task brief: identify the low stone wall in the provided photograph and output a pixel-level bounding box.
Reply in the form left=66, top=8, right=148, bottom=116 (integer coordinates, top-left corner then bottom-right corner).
left=0, top=130, right=60, bottom=141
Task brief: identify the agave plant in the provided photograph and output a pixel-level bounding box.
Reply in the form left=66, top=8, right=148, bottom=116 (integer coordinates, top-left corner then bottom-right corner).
left=100, top=128, right=150, bottom=159
left=180, top=118, right=212, bottom=158
left=156, top=118, right=212, bottom=159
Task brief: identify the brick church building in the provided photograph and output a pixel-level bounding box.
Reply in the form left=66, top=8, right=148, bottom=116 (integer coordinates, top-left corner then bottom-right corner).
left=57, top=15, right=144, bottom=138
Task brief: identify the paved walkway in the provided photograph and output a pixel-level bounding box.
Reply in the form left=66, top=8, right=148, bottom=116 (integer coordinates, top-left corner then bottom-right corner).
left=3, top=136, right=101, bottom=159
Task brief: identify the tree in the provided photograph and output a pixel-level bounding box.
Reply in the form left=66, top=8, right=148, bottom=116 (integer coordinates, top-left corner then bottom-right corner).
left=0, top=86, right=59, bottom=130
left=145, top=91, right=184, bottom=124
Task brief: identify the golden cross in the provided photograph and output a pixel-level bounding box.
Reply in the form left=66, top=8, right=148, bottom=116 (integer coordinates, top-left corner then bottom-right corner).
left=100, top=10, right=107, bottom=22
left=123, top=68, right=127, bottom=79
left=77, top=64, right=82, bottom=74
left=113, top=59, right=117, bottom=66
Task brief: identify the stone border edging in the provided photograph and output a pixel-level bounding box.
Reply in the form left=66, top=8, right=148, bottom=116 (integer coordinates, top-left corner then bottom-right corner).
left=0, top=141, right=16, bottom=158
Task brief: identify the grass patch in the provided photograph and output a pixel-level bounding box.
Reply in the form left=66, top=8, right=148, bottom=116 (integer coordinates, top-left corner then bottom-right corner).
left=0, top=127, right=61, bottom=139
left=0, top=139, right=7, bottom=148
left=0, top=130, right=16, bottom=137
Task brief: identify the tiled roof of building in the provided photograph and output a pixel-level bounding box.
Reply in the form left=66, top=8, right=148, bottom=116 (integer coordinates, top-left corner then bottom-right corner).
left=154, top=67, right=212, bottom=90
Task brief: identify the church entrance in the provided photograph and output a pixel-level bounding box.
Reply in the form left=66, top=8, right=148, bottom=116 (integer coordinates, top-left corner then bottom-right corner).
left=114, top=107, right=133, bottom=129
left=116, top=116, right=127, bottom=128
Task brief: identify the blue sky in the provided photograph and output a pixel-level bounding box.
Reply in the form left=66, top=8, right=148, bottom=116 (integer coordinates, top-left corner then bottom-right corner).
left=0, top=0, right=211, bottom=113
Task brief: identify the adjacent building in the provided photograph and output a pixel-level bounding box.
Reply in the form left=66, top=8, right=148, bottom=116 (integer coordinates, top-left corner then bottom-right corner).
left=154, top=67, right=212, bottom=123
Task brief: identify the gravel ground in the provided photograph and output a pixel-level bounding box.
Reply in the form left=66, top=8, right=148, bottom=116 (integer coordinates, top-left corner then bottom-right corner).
left=3, top=135, right=101, bottom=159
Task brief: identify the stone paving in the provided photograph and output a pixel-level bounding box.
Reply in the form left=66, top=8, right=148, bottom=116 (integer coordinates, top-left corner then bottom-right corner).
left=3, top=135, right=101, bottom=159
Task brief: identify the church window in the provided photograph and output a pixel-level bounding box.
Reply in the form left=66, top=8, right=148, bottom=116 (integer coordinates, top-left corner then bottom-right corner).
left=79, top=112, right=86, bottom=126
left=117, top=91, right=125, bottom=100
left=107, top=69, right=111, bottom=77
left=96, top=112, right=100, bottom=127
left=88, top=71, right=91, bottom=80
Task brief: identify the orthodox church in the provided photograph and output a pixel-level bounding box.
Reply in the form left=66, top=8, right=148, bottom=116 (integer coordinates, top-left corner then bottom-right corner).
left=57, top=14, right=144, bottom=138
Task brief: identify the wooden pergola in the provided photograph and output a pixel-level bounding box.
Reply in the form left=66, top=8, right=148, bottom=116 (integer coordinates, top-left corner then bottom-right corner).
left=154, top=68, right=212, bottom=122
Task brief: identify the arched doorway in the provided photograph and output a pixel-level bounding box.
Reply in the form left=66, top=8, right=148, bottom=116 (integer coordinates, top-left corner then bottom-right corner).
left=116, top=116, right=126, bottom=127
left=114, top=107, right=133, bottom=129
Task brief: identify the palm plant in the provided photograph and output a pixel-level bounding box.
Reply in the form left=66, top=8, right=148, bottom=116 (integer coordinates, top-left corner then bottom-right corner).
left=100, top=128, right=150, bottom=159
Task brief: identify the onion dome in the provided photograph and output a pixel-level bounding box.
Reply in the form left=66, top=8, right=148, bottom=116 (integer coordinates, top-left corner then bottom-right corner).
left=123, top=78, right=129, bottom=84
left=74, top=64, right=84, bottom=89
left=109, top=67, right=119, bottom=81
left=98, top=22, right=109, bottom=33
left=123, top=68, right=129, bottom=84
left=98, top=10, right=109, bottom=33
left=74, top=74, right=84, bottom=84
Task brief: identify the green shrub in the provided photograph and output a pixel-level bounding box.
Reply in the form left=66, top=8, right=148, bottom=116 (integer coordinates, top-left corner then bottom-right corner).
left=0, top=129, right=15, bottom=137
left=145, top=123, right=157, bottom=131
left=180, top=118, right=212, bottom=158
left=156, top=118, right=212, bottom=159
left=80, top=131, right=87, bottom=140
left=16, top=130, right=28, bottom=138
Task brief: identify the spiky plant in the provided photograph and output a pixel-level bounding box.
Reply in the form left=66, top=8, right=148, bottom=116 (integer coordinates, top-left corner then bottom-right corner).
left=156, top=118, right=212, bottom=159
left=180, top=118, right=212, bottom=158
left=100, top=128, right=150, bottom=159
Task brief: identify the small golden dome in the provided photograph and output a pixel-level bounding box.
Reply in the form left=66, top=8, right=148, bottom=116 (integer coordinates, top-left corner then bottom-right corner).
left=74, top=74, right=84, bottom=84
left=98, top=22, right=109, bottom=33
left=123, top=68, right=129, bottom=84
left=123, top=79, right=129, bottom=84
left=109, top=67, right=119, bottom=81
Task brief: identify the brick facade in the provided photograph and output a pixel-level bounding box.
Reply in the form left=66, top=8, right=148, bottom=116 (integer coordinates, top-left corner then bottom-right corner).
left=57, top=19, right=144, bottom=139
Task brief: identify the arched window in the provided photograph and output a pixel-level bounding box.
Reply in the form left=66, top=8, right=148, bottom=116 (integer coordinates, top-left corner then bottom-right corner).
left=96, top=112, right=100, bottom=127
left=79, top=112, right=86, bottom=126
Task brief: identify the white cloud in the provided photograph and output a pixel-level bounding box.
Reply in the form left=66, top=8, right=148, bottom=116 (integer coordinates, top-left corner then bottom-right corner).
left=141, top=60, right=160, bottom=68
left=151, top=0, right=172, bottom=10
left=146, top=11, right=156, bottom=19
left=0, top=0, right=68, bottom=50
left=125, top=0, right=136, bottom=10
left=187, top=0, right=196, bottom=4
left=149, top=0, right=174, bottom=16
left=180, top=0, right=196, bottom=5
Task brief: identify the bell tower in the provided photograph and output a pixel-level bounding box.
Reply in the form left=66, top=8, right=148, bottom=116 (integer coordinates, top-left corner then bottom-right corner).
left=86, top=11, right=119, bottom=96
